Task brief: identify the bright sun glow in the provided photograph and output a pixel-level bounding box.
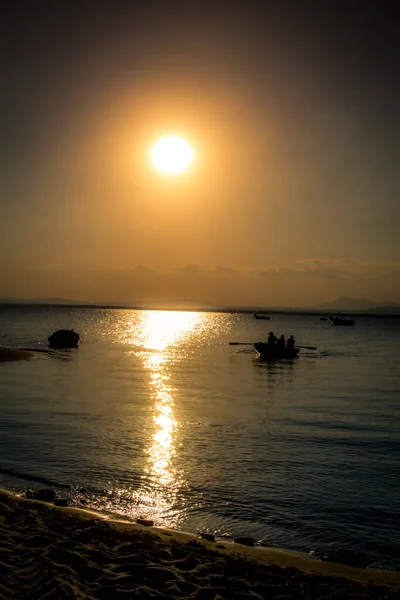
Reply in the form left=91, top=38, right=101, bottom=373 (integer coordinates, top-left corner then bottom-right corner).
left=151, top=135, right=193, bottom=175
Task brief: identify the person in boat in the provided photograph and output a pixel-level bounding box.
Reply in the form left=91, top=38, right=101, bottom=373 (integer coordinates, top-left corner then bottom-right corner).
left=276, top=335, right=285, bottom=351
left=286, top=335, right=295, bottom=349
left=267, top=331, right=277, bottom=346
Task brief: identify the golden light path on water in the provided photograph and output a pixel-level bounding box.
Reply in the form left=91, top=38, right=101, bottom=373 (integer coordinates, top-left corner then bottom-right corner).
left=124, top=311, right=202, bottom=526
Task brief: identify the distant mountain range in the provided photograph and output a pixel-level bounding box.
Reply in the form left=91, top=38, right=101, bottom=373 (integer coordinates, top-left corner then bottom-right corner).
left=0, top=298, right=91, bottom=305
left=315, top=297, right=400, bottom=313
left=0, top=297, right=224, bottom=310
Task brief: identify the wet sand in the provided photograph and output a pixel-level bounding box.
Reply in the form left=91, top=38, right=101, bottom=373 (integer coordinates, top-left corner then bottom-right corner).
left=1, top=489, right=399, bottom=599
left=0, top=347, right=35, bottom=362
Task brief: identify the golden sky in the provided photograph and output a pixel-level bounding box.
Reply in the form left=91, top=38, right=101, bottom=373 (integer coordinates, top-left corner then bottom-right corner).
left=1, top=2, right=399, bottom=307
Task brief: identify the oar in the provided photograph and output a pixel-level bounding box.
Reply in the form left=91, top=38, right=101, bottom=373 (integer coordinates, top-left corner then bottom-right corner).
left=295, top=345, right=317, bottom=350
left=230, top=342, right=317, bottom=351
left=229, top=342, right=317, bottom=350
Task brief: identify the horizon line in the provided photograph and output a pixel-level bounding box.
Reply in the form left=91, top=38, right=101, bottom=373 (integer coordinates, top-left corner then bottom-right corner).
left=0, top=302, right=399, bottom=318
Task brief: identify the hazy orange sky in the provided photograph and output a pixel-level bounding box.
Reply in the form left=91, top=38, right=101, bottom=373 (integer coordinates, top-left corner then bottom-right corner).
left=1, top=1, right=399, bottom=308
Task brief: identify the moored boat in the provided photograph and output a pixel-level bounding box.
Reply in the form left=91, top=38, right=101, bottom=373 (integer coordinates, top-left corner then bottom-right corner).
left=254, top=312, right=271, bottom=320
left=253, top=342, right=300, bottom=361
left=329, top=316, right=355, bottom=326
left=48, top=329, right=80, bottom=348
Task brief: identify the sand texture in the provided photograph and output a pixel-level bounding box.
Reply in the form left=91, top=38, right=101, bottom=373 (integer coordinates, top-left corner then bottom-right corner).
left=1, top=490, right=399, bottom=599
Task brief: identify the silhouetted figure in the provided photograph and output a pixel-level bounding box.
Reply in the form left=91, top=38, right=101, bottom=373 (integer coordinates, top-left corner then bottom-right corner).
left=277, top=335, right=286, bottom=350
left=286, top=335, right=295, bottom=349
left=267, top=331, right=277, bottom=346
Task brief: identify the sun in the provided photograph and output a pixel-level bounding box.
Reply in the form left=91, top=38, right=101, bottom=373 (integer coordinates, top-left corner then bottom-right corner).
left=151, top=135, right=193, bottom=175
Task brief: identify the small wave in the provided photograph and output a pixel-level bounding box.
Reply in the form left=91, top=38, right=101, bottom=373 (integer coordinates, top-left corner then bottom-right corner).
left=317, top=350, right=347, bottom=357
left=18, top=347, right=54, bottom=354
left=0, top=467, right=71, bottom=490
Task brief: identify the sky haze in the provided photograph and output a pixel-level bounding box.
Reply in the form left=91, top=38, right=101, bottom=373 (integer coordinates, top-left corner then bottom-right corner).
left=1, top=1, right=399, bottom=307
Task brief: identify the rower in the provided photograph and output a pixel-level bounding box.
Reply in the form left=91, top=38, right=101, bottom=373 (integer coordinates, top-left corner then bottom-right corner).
left=286, top=335, right=295, bottom=349
left=277, top=335, right=285, bottom=350
left=267, top=331, right=277, bottom=346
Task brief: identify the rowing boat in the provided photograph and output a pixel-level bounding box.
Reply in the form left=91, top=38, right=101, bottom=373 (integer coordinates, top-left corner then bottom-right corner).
left=48, top=329, right=80, bottom=348
left=253, top=343, right=300, bottom=361
left=254, top=312, right=271, bottom=320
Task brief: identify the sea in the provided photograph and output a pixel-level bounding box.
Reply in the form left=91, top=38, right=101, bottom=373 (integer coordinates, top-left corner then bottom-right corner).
left=1, top=305, right=399, bottom=569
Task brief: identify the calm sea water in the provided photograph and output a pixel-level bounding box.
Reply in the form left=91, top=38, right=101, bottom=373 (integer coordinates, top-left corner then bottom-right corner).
left=1, top=306, right=399, bottom=568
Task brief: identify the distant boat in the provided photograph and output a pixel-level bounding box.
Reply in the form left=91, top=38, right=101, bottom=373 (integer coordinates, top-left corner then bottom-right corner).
left=329, top=316, right=355, bottom=326
left=254, top=312, right=271, bottom=320
left=253, top=343, right=299, bottom=361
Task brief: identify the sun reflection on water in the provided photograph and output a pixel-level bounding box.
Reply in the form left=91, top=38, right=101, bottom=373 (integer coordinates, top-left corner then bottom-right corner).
left=132, top=311, right=201, bottom=526
left=139, top=310, right=201, bottom=351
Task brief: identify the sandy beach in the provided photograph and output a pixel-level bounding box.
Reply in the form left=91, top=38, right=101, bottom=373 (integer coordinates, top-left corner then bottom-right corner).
left=1, top=489, right=399, bottom=599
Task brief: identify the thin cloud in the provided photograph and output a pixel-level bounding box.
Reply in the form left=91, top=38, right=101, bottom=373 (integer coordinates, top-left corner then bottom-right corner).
left=1, top=260, right=399, bottom=307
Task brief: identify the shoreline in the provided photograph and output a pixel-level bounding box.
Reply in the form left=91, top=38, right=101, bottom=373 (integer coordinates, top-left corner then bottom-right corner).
left=1, top=489, right=400, bottom=599
left=2, top=486, right=398, bottom=575
left=0, top=347, right=35, bottom=362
